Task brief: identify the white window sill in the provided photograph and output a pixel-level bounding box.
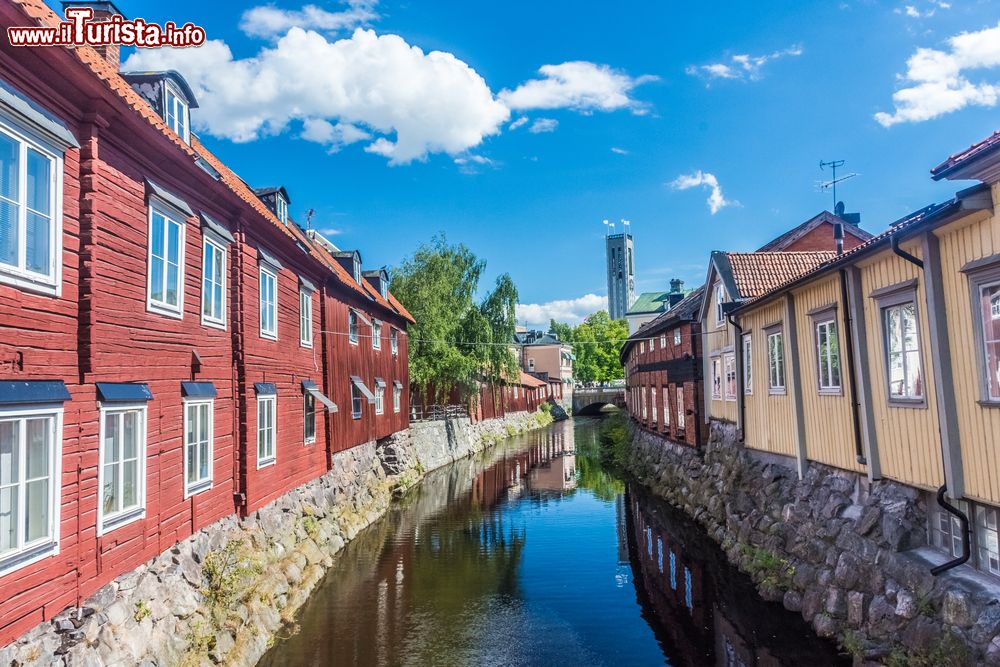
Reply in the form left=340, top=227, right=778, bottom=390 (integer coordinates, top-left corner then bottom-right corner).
left=888, top=397, right=927, bottom=409
left=0, top=540, right=58, bottom=576
left=768, top=388, right=787, bottom=395
left=257, top=457, right=276, bottom=469
left=305, top=437, right=316, bottom=446
left=201, top=317, right=226, bottom=331
left=260, top=331, right=277, bottom=341
left=818, top=387, right=843, bottom=396
left=0, top=269, right=59, bottom=298
left=300, top=341, right=313, bottom=349
left=184, top=480, right=213, bottom=499
left=147, top=302, right=184, bottom=320
left=99, top=507, right=145, bottom=536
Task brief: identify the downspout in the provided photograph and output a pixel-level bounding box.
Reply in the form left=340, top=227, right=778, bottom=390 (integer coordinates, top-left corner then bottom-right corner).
left=838, top=269, right=866, bottom=465
left=892, top=229, right=969, bottom=575
left=232, top=219, right=249, bottom=517
left=726, top=313, right=745, bottom=442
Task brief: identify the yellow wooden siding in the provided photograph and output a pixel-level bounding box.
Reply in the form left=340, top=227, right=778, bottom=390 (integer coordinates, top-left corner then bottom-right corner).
left=791, top=277, right=864, bottom=473
left=707, top=280, right=737, bottom=422
left=936, top=204, right=1000, bottom=505
left=858, top=243, right=943, bottom=490
left=741, top=301, right=796, bottom=457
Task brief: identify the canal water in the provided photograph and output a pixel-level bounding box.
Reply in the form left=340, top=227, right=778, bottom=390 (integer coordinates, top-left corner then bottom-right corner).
left=261, top=417, right=847, bottom=666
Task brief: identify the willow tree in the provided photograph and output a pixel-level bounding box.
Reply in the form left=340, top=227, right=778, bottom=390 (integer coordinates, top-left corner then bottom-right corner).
left=391, top=234, right=519, bottom=404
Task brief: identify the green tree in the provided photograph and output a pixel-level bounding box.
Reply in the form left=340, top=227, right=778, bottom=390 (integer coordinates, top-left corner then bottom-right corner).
left=551, top=311, right=628, bottom=384
left=548, top=319, right=572, bottom=342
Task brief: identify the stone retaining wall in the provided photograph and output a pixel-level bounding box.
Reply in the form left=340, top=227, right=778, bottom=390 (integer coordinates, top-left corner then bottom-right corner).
left=626, top=421, right=1000, bottom=666
left=0, top=410, right=551, bottom=667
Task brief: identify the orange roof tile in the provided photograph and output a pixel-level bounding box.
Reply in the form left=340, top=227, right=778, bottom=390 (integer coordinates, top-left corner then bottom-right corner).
left=519, top=371, right=548, bottom=388
left=725, top=251, right=837, bottom=299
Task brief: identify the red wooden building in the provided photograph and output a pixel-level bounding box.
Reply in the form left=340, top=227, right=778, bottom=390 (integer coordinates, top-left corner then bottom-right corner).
left=0, top=0, right=413, bottom=645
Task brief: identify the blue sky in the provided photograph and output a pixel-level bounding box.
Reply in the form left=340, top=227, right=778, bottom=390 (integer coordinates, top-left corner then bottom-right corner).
left=110, top=0, right=1000, bottom=327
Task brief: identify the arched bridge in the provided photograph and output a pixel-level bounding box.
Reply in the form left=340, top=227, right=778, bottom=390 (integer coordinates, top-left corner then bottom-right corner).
left=572, top=387, right=626, bottom=415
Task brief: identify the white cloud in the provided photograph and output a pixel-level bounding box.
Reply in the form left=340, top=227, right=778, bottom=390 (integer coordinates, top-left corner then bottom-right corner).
left=516, top=294, right=608, bottom=328
left=687, top=45, right=803, bottom=82
left=610, top=146, right=629, bottom=155
left=508, top=116, right=529, bottom=130
left=894, top=1, right=951, bottom=19
left=300, top=118, right=370, bottom=150
left=124, top=28, right=510, bottom=165
left=670, top=171, right=738, bottom=214
left=499, top=61, right=657, bottom=114
left=528, top=118, right=558, bottom=133
left=240, top=1, right=378, bottom=38
left=874, top=21, right=1000, bottom=127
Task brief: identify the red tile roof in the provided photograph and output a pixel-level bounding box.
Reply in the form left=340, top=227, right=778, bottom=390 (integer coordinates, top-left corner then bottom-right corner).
left=931, top=130, right=1000, bottom=178
left=725, top=251, right=837, bottom=299
left=519, top=371, right=548, bottom=389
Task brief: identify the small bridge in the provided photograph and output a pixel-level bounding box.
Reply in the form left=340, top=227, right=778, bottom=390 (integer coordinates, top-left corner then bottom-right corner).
left=572, top=387, right=626, bottom=415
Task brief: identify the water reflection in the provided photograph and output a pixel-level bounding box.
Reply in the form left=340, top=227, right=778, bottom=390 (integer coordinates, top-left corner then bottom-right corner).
left=262, top=419, right=845, bottom=667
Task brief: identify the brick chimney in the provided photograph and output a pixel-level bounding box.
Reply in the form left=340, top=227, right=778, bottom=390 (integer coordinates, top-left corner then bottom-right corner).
left=60, top=1, right=126, bottom=69
left=668, top=278, right=685, bottom=308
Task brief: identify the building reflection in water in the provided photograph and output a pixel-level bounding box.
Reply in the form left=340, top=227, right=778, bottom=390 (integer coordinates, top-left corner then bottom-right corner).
left=623, top=483, right=848, bottom=667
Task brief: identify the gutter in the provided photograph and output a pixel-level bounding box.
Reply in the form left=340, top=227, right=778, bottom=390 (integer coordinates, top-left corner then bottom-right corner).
left=838, top=269, right=866, bottom=465
left=726, top=312, right=746, bottom=442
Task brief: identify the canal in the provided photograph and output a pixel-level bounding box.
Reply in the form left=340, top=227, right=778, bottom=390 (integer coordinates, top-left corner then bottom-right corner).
left=261, top=417, right=847, bottom=666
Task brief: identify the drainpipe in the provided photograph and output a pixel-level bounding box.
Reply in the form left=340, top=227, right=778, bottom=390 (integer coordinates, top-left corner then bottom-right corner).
left=892, top=229, right=969, bottom=574
left=726, top=313, right=745, bottom=442
left=838, top=269, right=866, bottom=465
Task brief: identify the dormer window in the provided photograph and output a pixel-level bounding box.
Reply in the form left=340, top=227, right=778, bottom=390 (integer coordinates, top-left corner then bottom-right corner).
left=275, top=194, right=288, bottom=226
left=164, top=82, right=189, bottom=143
left=353, top=260, right=361, bottom=284
left=380, top=278, right=388, bottom=299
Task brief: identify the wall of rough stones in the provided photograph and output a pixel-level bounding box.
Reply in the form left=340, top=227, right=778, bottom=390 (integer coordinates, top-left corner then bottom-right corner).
left=626, top=421, right=1000, bottom=666
left=0, top=410, right=550, bottom=667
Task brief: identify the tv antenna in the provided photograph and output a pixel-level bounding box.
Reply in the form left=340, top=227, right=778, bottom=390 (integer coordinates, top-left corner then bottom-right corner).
left=305, top=208, right=316, bottom=230
left=819, top=160, right=858, bottom=210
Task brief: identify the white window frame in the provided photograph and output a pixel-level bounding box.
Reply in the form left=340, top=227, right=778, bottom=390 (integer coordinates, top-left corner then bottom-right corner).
left=963, top=262, right=1000, bottom=405
left=163, top=80, right=190, bottom=143
left=349, top=310, right=359, bottom=345
left=711, top=357, right=722, bottom=399
left=375, top=385, right=385, bottom=415
left=815, top=317, right=842, bottom=393
left=641, top=386, right=647, bottom=421
left=881, top=298, right=924, bottom=404
left=299, top=287, right=313, bottom=348
left=528, top=358, right=535, bottom=371
left=201, top=234, right=226, bottom=329
left=256, top=395, right=276, bottom=468
left=767, top=328, right=786, bottom=394
left=742, top=334, right=753, bottom=395
left=303, top=391, right=316, bottom=445
left=663, top=389, right=670, bottom=428
left=372, top=319, right=382, bottom=350
left=650, top=386, right=657, bottom=424
left=660, top=334, right=666, bottom=349
left=674, top=328, right=681, bottom=346
left=275, top=194, right=288, bottom=226
left=353, top=259, right=361, bottom=284
left=0, top=405, right=63, bottom=574
left=351, top=382, right=363, bottom=419
left=259, top=265, right=278, bottom=341
left=676, top=386, right=685, bottom=429
left=715, top=282, right=726, bottom=327
left=723, top=352, right=737, bottom=401
left=393, top=384, right=401, bottom=413
left=146, top=200, right=186, bottom=319
left=0, top=117, right=63, bottom=297
left=183, top=399, right=213, bottom=498
left=391, top=328, right=399, bottom=356
left=97, top=403, right=147, bottom=535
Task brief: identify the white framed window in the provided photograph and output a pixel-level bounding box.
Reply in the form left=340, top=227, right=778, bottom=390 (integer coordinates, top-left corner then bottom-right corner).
left=981, top=282, right=1000, bottom=401
left=640, top=341, right=645, bottom=354
left=0, top=406, right=62, bottom=573
left=767, top=330, right=785, bottom=393
left=351, top=382, right=363, bottom=419
left=393, top=384, right=401, bottom=413
left=349, top=310, right=359, bottom=345
left=256, top=395, right=276, bottom=468
left=98, top=405, right=147, bottom=534
left=742, top=334, right=753, bottom=395
left=353, top=259, right=361, bottom=284
left=674, top=328, right=681, bottom=346
left=715, top=283, right=726, bottom=327
left=299, top=288, right=313, bottom=348
left=660, top=334, right=666, bottom=349
left=0, top=120, right=63, bottom=296
left=711, top=357, right=722, bottom=399
left=723, top=352, right=736, bottom=400
left=663, top=389, right=670, bottom=428
left=815, top=318, right=841, bottom=392
left=375, top=385, right=384, bottom=415
left=201, top=236, right=226, bottom=328
left=303, top=392, right=316, bottom=445
left=514, top=385, right=519, bottom=399
left=650, top=387, right=657, bottom=424
left=651, top=337, right=656, bottom=351
left=883, top=301, right=922, bottom=401
left=976, top=505, right=1000, bottom=576
left=676, top=386, right=685, bottom=429
left=164, top=82, right=189, bottom=143
left=641, top=387, right=647, bottom=420
left=183, top=400, right=213, bottom=497
left=259, top=266, right=277, bottom=340
left=275, top=194, right=288, bottom=226
left=528, top=358, right=535, bottom=371
left=147, top=202, right=186, bottom=318
left=391, top=328, right=399, bottom=356
left=372, top=319, right=382, bottom=350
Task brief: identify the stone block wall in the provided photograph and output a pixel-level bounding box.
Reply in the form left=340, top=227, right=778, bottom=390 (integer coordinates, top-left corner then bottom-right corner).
left=626, top=421, right=1000, bottom=666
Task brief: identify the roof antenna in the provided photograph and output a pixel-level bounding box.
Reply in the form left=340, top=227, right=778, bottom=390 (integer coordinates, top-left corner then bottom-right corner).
left=305, top=208, right=315, bottom=231
left=819, top=159, right=858, bottom=211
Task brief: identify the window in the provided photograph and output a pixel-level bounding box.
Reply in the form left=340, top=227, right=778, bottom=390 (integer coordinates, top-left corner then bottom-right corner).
left=0, top=407, right=61, bottom=570
left=976, top=280, right=1000, bottom=401
left=147, top=203, right=185, bottom=316
left=742, top=334, right=753, bottom=395
left=256, top=396, right=276, bottom=467
left=640, top=341, right=645, bottom=354
left=711, top=357, right=722, bottom=399
left=372, top=319, right=382, bottom=350
left=183, top=400, right=212, bottom=496
left=375, top=384, right=384, bottom=415
left=676, top=386, right=685, bottom=429
left=715, top=283, right=726, bottom=326
left=663, top=390, right=670, bottom=428
left=201, top=237, right=226, bottom=328
left=651, top=337, right=656, bottom=351
left=299, top=288, right=313, bottom=348
left=164, top=83, right=189, bottom=142
left=393, top=383, right=401, bottom=413
left=259, top=266, right=277, bottom=340
left=883, top=301, right=922, bottom=401
left=275, top=195, right=288, bottom=226
left=650, top=387, right=657, bottom=424
left=931, top=498, right=1000, bottom=578
left=351, top=382, right=363, bottom=419
left=353, top=259, right=361, bottom=284
left=660, top=334, right=666, bottom=349
left=724, top=353, right=736, bottom=400
left=391, top=329, right=399, bottom=356
left=528, top=358, right=535, bottom=371
left=815, top=318, right=841, bottom=392
left=641, top=387, right=647, bottom=420
left=303, top=392, right=316, bottom=444
left=513, top=386, right=519, bottom=399
left=674, top=329, right=681, bottom=346
left=349, top=310, right=359, bottom=345
left=976, top=505, right=1000, bottom=576
left=0, top=122, right=61, bottom=294
left=767, top=330, right=785, bottom=393
left=99, top=405, right=147, bottom=532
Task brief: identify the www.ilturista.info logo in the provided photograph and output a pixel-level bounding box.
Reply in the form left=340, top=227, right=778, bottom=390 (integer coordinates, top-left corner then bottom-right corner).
left=7, top=7, right=205, bottom=48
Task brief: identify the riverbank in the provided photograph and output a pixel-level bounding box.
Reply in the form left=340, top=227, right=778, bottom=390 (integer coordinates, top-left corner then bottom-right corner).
left=0, top=409, right=554, bottom=667
left=621, top=419, right=1000, bottom=667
